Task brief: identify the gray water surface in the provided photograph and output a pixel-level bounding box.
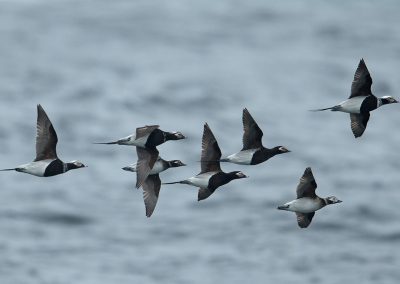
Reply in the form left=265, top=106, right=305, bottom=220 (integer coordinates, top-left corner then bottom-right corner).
left=1, top=1, right=400, bottom=283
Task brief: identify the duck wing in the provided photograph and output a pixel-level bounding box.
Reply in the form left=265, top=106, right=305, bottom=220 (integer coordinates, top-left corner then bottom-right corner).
left=135, top=147, right=159, bottom=189
left=200, top=123, right=222, bottom=174
left=34, top=104, right=58, bottom=161
left=296, top=167, right=317, bottom=198
left=142, top=174, right=161, bottom=217
left=242, top=108, right=263, bottom=150
left=136, top=125, right=160, bottom=138
left=198, top=187, right=215, bottom=201
left=296, top=212, right=315, bottom=228
left=350, top=113, right=370, bottom=138
left=349, top=59, right=373, bottom=98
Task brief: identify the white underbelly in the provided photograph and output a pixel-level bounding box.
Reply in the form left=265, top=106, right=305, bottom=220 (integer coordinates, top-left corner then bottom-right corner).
left=131, top=134, right=150, bottom=148
left=125, top=160, right=165, bottom=174
left=150, top=161, right=165, bottom=174
left=17, top=159, right=55, bottom=177
left=226, top=149, right=258, bottom=165
left=286, top=198, right=323, bottom=213
left=338, top=96, right=368, bottom=114
left=186, top=172, right=217, bottom=188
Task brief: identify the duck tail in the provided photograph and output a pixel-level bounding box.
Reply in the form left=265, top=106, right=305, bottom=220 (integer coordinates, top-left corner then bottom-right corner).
left=93, top=141, right=118, bottom=145
left=309, top=105, right=341, bottom=112
left=0, top=168, right=16, bottom=172
left=162, top=180, right=187, bottom=185
left=277, top=205, right=289, bottom=210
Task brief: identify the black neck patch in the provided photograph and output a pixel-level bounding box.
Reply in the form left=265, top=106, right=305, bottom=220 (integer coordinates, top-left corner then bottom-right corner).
left=44, top=159, right=65, bottom=177
left=145, top=129, right=165, bottom=148
left=208, top=172, right=238, bottom=191
left=250, top=147, right=281, bottom=165
left=360, top=95, right=378, bottom=113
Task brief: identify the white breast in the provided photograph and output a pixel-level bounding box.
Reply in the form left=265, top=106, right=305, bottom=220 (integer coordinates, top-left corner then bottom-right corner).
left=126, top=160, right=165, bottom=175
left=338, top=96, right=368, bottom=114
left=17, top=159, right=55, bottom=177
left=226, top=149, right=258, bottom=165
left=131, top=133, right=150, bottom=148
left=285, top=198, right=324, bottom=213
left=186, top=172, right=217, bottom=188
left=149, top=161, right=166, bottom=174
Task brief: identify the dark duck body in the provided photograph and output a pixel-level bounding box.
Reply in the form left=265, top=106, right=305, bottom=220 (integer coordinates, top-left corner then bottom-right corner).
left=94, top=125, right=185, bottom=147
left=221, top=108, right=290, bottom=165
left=123, top=157, right=185, bottom=217
left=312, top=59, right=398, bottom=138
left=163, top=123, right=247, bottom=201
left=0, top=104, right=86, bottom=177
left=277, top=167, right=342, bottom=228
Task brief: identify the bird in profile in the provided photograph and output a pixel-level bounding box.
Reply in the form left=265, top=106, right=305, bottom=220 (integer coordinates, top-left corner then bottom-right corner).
left=96, top=125, right=185, bottom=189
left=311, top=59, right=398, bottom=138
left=0, top=104, right=86, bottom=177
left=277, top=167, right=341, bottom=228
left=221, top=108, right=290, bottom=165
left=163, top=123, right=247, bottom=201
left=123, top=157, right=185, bottom=217
left=94, top=125, right=185, bottom=147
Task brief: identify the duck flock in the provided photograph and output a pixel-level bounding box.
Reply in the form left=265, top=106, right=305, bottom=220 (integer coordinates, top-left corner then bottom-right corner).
left=1, top=59, right=398, bottom=228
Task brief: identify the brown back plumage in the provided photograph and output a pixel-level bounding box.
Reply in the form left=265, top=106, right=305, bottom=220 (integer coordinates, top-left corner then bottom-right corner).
left=200, top=123, right=222, bottom=174
left=34, top=104, right=58, bottom=161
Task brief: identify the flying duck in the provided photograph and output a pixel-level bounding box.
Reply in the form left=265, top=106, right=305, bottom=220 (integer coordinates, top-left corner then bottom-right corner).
left=163, top=123, right=247, bottom=201
left=123, top=157, right=185, bottom=217
left=94, top=125, right=185, bottom=147
left=96, top=125, right=185, bottom=188
left=312, top=59, right=398, bottom=138
left=277, top=167, right=341, bottom=228
left=0, top=104, right=86, bottom=177
left=221, top=108, right=290, bottom=165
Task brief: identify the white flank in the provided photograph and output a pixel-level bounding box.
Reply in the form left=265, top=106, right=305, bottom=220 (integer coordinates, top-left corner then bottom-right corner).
left=338, top=96, right=368, bottom=114
left=17, top=159, right=56, bottom=177
left=226, top=149, right=258, bottom=165
left=185, top=172, right=218, bottom=188
left=283, top=198, right=324, bottom=214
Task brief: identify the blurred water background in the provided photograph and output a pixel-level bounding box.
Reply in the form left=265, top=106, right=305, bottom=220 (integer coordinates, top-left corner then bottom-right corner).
left=1, top=0, right=400, bottom=283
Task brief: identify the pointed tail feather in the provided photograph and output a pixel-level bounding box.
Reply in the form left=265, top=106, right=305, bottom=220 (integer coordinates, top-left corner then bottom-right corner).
left=277, top=205, right=289, bottom=210
left=309, top=107, right=334, bottom=112
left=162, top=181, right=186, bottom=185
left=310, top=105, right=341, bottom=112
left=93, top=141, right=118, bottom=145
left=0, top=168, right=16, bottom=171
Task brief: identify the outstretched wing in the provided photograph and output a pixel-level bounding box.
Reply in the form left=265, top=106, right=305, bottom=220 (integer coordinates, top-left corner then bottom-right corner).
left=135, top=147, right=159, bottom=189
left=350, top=113, right=370, bottom=138
left=136, top=125, right=160, bottom=139
left=349, top=59, right=373, bottom=98
left=296, top=167, right=317, bottom=199
left=198, top=187, right=215, bottom=201
left=200, top=123, right=222, bottom=174
left=296, top=212, right=315, bottom=228
left=34, top=104, right=58, bottom=161
left=142, top=174, right=161, bottom=217
left=242, top=108, right=263, bottom=150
